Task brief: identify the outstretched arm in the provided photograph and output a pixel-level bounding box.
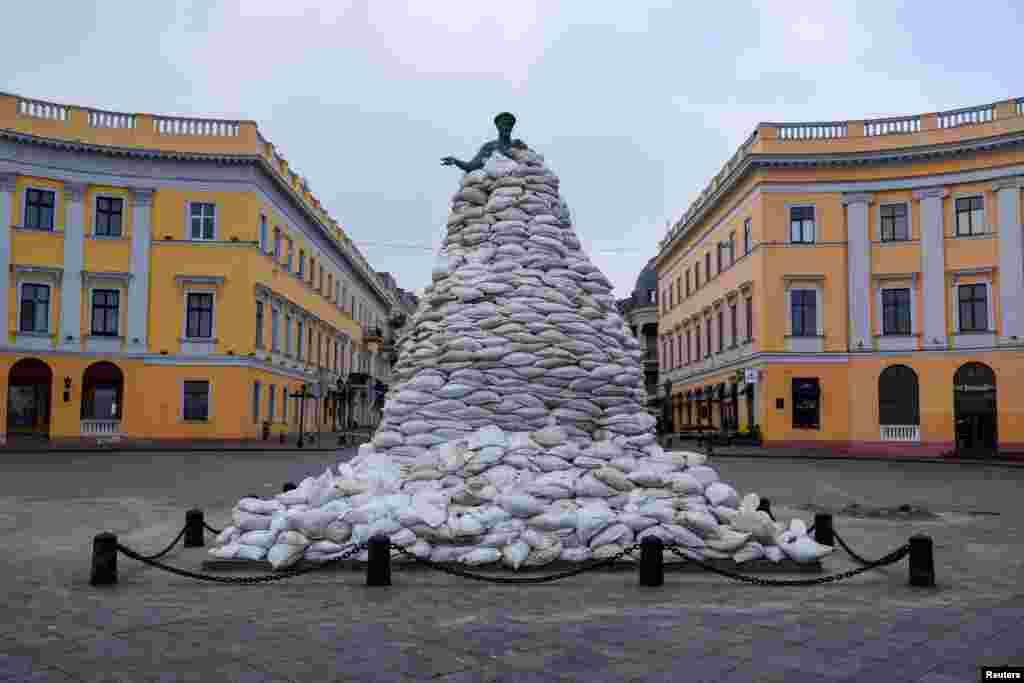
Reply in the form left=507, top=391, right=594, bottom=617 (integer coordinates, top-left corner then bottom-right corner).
left=441, top=142, right=495, bottom=173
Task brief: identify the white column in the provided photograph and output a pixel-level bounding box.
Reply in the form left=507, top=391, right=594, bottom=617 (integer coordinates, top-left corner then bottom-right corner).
left=914, top=187, right=949, bottom=348
left=995, top=179, right=1023, bottom=342
left=127, top=189, right=154, bottom=351
left=59, top=182, right=87, bottom=350
left=843, top=193, right=873, bottom=349
left=0, top=174, right=16, bottom=338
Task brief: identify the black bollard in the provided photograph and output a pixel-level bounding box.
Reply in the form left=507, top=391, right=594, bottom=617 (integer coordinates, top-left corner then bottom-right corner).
left=280, top=433, right=285, bottom=445
left=638, top=535, right=664, bottom=587
left=282, top=482, right=297, bottom=493
left=367, top=534, right=391, bottom=587
left=184, top=509, right=205, bottom=548
left=813, top=513, right=834, bottom=547
left=757, top=498, right=775, bottom=521
left=90, top=532, right=118, bottom=586
left=908, top=534, right=935, bottom=588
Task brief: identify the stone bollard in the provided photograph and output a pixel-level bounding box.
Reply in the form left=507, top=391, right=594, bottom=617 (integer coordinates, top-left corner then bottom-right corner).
left=908, top=534, right=935, bottom=588
left=90, top=532, right=118, bottom=586
left=757, top=498, right=775, bottom=521
left=184, top=509, right=205, bottom=548
left=282, top=482, right=297, bottom=493
left=638, top=535, right=664, bottom=587
left=813, top=513, right=834, bottom=547
left=367, top=535, right=391, bottom=587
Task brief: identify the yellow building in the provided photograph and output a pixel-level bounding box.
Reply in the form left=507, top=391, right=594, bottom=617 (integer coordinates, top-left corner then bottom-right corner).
left=657, top=97, right=1024, bottom=457
left=0, top=92, right=397, bottom=446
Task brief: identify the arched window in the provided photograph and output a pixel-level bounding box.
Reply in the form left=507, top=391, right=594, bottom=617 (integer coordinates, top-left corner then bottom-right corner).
left=878, top=365, right=919, bottom=425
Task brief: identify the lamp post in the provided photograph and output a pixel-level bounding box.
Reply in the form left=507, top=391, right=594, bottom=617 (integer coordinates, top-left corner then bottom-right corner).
left=291, top=383, right=312, bottom=448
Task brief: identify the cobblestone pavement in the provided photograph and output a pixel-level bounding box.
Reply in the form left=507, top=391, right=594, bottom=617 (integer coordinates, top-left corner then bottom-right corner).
left=1, top=449, right=1021, bottom=682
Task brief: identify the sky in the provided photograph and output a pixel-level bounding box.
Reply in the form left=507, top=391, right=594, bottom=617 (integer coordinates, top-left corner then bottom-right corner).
left=2, top=0, right=1022, bottom=299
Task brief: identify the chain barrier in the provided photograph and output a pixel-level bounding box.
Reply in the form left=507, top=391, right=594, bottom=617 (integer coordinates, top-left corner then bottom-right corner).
left=202, top=521, right=223, bottom=536
left=131, top=524, right=188, bottom=561
left=114, top=542, right=368, bottom=585
left=391, top=544, right=641, bottom=584
left=663, top=543, right=910, bottom=586
left=832, top=529, right=884, bottom=566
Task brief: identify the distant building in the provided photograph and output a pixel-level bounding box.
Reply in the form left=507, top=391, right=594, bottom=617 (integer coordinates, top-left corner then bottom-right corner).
left=617, top=256, right=660, bottom=417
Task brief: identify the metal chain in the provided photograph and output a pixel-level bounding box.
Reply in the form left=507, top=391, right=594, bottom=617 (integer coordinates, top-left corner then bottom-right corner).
left=115, top=542, right=367, bottom=584
left=132, top=525, right=188, bottom=561
left=832, top=529, right=882, bottom=566
left=664, top=543, right=910, bottom=586
left=392, top=544, right=640, bottom=584
left=202, top=521, right=223, bottom=536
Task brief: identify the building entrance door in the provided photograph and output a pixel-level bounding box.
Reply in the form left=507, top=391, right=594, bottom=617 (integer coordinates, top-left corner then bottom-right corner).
left=6, top=358, right=53, bottom=439
left=954, top=362, right=997, bottom=457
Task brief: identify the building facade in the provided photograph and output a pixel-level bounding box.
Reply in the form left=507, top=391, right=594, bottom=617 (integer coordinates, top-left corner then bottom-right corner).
left=616, top=257, right=660, bottom=417
left=0, top=92, right=398, bottom=446
left=657, top=97, right=1024, bottom=456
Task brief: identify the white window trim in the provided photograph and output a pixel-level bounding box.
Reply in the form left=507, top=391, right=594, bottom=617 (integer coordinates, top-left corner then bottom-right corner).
left=951, top=192, right=989, bottom=237
left=284, top=314, right=292, bottom=356
left=270, top=305, right=281, bottom=353
left=259, top=213, right=268, bottom=253
left=181, top=378, right=213, bottom=422
left=185, top=200, right=217, bottom=241
left=273, top=226, right=282, bottom=261
left=16, top=279, right=54, bottom=334
left=875, top=200, right=912, bottom=242
left=785, top=283, right=824, bottom=338
left=255, top=299, right=266, bottom=349
left=785, top=202, right=817, bottom=245
left=87, top=284, right=124, bottom=338
left=286, top=238, right=294, bottom=272
left=269, top=384, right=277, bottom=422
left=91, top=193, right=128, bottom=238
left=875, top=280, right=917, bottom=337
left=182, top=287, right=218, bottom=342
left=253, top=380, right=262, bottom=423
left=952, top=278, right=994, bottom=334
left=22, top=185, right=59, bottom=231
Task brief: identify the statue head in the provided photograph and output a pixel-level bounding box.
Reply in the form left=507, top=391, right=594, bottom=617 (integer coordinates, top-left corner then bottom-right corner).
left=494, top=112, right=516, bottom=134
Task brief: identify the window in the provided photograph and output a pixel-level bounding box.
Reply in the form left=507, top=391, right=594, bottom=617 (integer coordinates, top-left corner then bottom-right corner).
left=273, top=228, right=282, bottom=261
left=189, top=202, right=216, bottom=240
left=255, top=302, right=264, bottom=348
left=319, top=266, right=324, bottom=293
left=791, top=290, right=817, bottom=336
left=730, top=302, right=738, bottom=347
left=91, top=289, right=120, bottom=336
left=327, top=274, right=333, bottom=301
left=792, top=378, right=821, bottom=429
left=335, top=281, right=341, bottom=306
left=299, top=250, right=305, bottom=277
left=696, top=325, right=701, bottom=360
left=25, top=188, right=56, bottom=230
left=955, top=196, right=984, bottom=236
left=308, top=327, right=313, bottom=361
left=183, top=381, right=210, bottom=421
left=695, top=263, right=701, bottom=289
left=647, top=288, right=656, bottom=304
left=881, top=288, right=912, bottom=335
left=670, top=281, right=675, bottom=308
left=958, top=284, right=988, bottom=332
left=728, top=232, right=736, bottom=265
left=186, top=293, right=213, bottom=339
left=880, top=204, right=909, bottom=242
left=259, top=215, right=268, bottom=252
left=745, top=297, right=753, bottom=341
left=350, top=295, right=355, bottom=315
left=717, top=244, right=723, bottom=274
left=717, top=310, right=724, bottom=353
left=19, top=284, right=50, bottom=332
left=789, top=206, right=815, bottom=244
left=705, top=252, right=711, bottom=280
left=285, top=315, right=292, bottom=355
left=286, top=239, right=294, bottom=272
left=271, top=308, right=280, bottom=352
left=309, top=258, right=316, bottom=284
left=705, top=321, right=712, bottom=358
left=878, top=365, right=919, bottom=426
left=743, top=218, right=751, bottom=255
left=253, top=381, right=262, bottom=424
left=268, top=385, right=276, bottom=422
left=686, top=330, right=692, bottom=365
left=297, top=320, right=305, bottom=360
left=685, top=269, right=691, bottom=297
left=95, top=197, right=123, bottom=237
left=282, top=386, right=288, bottom=422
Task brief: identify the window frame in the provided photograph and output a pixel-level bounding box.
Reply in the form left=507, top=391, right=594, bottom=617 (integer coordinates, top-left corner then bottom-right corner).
left=253, top=380, right=262, bottom=424
left=717, top=308, right=724, bottom=353
left=268, top=384, right=276, bottom=422
left=880, top=287, right=913, bottom=336
left=729, top=301, right=738, bottom=348
left=255, top=301, right=264, bottom=349
left=790, top=289, right=818, bottom=337
left=93, top=195, right=125, bottom=238
left=90, top=288, right=120, bottom=337
left=19, top=282, right=51, bottom=333
left=878, top=202, right=910, bottom=242
left=270, top=306, right=280, bottom=352
left=186, top=201, right=217, bottom=241
left=298, top=250, right=305, bottom=278
left=284, top=314, right=292, bottom=356
left=791, top=377, right=821, bottom=430
left=745, top=296, right=753, bottom=341
left=957, top=283, right=989, bottom=332
left=954, top=195, right=985, bottom=237
left=23, top=186, right=57, bottom=231
left=184, top=291, right=215, bottom=340
left=788, top=205, right=816, bottom=244
left=286, top=238, right=294, bottom=272
left=743, top=218, right=751, bottom=255
left=182, top=379, right=212, bottom=422
left=259, top=214, right=268, bottom=252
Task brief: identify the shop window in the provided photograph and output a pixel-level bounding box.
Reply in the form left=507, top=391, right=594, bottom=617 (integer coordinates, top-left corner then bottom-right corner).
left=792, top=378, right=820, bottom=429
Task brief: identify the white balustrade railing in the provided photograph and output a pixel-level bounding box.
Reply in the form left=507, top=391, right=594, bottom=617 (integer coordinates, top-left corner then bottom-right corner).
left=18, top=97, right=68, bottom=121
left=154, top=116, right=241, bottom=136
left=937, top=105, right=994, bottom=129
left=81, top=419, right=122, bottom=436
left=88, top=110, right=135, bottom=129
left=865, top=116, right=921, bottom=136
left=777, top=122, right=848, bottom=140
left=1017, top=98, right=1023, bottom=116
left=880, top=424, right=920, bottom=442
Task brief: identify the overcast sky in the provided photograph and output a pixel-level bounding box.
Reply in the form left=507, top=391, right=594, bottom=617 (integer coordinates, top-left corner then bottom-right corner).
left=3, top=1, right=1022, bottom=298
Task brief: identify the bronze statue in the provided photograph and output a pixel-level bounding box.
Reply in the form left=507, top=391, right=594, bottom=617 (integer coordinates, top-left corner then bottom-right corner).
left=441, top=112, right=527, bottom=173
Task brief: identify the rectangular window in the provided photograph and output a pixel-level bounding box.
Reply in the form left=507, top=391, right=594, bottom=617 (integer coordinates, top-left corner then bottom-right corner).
left=25, top=188, right=56, bottom=230
left=297, top=320, right=305, bottom=360
left=730, top=302, right=738, bottom=347
left=685, top=269, right=691, bottom=297
left=705, top=321, right=712, bottom=358
left=95, top=197, right=124, bottom=237
left=327, top=274, right=333, bottom=301
left=881, top=288, right=912, bottom=335
left=253, top=381, right=261, bottom=424
left=20, top=283, right=50, bottom=332
left=670, top=282, right=676, bottom=308
left=189, top=202, right=215, bottom=240
left=298, top=250, right=305, bottom=277
left=791, top=290, right=817, bottom=336
left=284, top=315, right=292, bottom=355
left=268, top=385, right=276, bottom=422
left=743, top=218, right=752, bottom=255
left=717, top=244, right=723, bottom=274
left=958, top=284, right=988, bottom=332
left=91, top=289, right=120, bottom=336
left=717, top=310, right=724, bottom=353
left=186, top=292, right=213, bottom=339
left=273, top=228, right=282, bottom=261
left=309, top=258, right=316, bottom=284
left=792, top=378, right=821, bottom=429
left=255, top=301, right=264, bottom=348
left=286, top=239, right=294, bottom=272
left=259, top=215, right=268, bottom=252
left=686, top=330, right=692, bottom=365
left=880, top=204, right=909, bottom=242
left=705, top=252, right=711, bottom=280
left=335, top=281, right=341, bottom=306
left=695, top=263, right=701, bottom=289
left=696, top=325, right=701, bottom=360
left=789, top=206, right=815, bottom=244
left=319, top=266, right=324, bottom=293
left=955, top=196, right=984, bottom=236
left=271, top=308, right=280, bottom=352
left=745, top=297, right=753, bottom=341
left=282, top=386, right=288, bottom=422
left=183, top=381, right=210, bottom=421
left=308, top=327, right=313, bottom=362
left=728, top=232, right=736, bottom=265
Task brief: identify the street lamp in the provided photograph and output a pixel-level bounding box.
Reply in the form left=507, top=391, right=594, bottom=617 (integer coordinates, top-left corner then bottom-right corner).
left=291, top=383, right=313, bottom=448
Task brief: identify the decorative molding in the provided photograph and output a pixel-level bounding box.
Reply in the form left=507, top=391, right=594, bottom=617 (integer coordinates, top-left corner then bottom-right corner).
left=841, top=192, right=874, bottom=206
left=0, top=172, right=16, bottom=193
left=949, top=266, right=996, bottom=280
left=992, top=177, right=1023, bottom=192
left=11, top=264, right=63, bottom=280
left=782, top=274, right=826, bottom=283
left=912, top=187, right=949, bottom=200
left=81, top=270, right=133, bottom=285
left=130, top=188, right=155, bottom=207
left=63, top=181, right=87, bottom=202
left=175, top=274, right=225, bottom=287
left=873, top=272, right=920, bottom=284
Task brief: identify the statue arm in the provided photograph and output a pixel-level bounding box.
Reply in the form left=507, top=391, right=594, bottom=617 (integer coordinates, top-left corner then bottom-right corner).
left=442, top=142, right=494, bottom=173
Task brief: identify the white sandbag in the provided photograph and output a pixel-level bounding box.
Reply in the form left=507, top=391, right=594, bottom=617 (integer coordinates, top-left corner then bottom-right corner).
left=238, top=530, right=278, bottom=548
left=560, top=547, right=593, bottom=563
left=288, top=509, right=342, bottom=539
left=609, top=456, right=639, bottom=472
left=764, top=545, right=785, bottom=563
left=629, top=470, right=668, bottom=490
left=267, top=543, right=305, bottom=570
left=277, top=489, right=310, bottom=505
left=461, top=548, right=502, bottom=566
left=733, top=542, right=766, bottom=564
left=661, top=524, right=706, bottom=548
left=705, top=482, right=740, bottom=508
left=498, top=493, right=547, bottom=517
left=618, top=513, right=659, bottom=533
left=574, top=473, right=617, bottom=498
left=635, top=501, right=676, bottom=523
left=527, top=511, right=577, bottom=530
left=409, top=540, right=432, bottom=558
left=779, top=535, right=833, bottom=563
left=712, top=506, right=739, bottom=525
left=389, top=528, right=417, bottom=547
left=591, top=544, right=624, bottom=560
left=593, top=467, right=634, bottom=491
left=238, top=498, right=284, bottom=515
left=589, top=523, right=633, bottom=548
left=687, top=465, right=720, bottom=488
left=576, top=506, right=617, bottom=543
left=232, top=510, right=272, bottom=532
left=334, top=479, right=369, bottom=496
left=309, top=540, right=344, bottom=554
left=209, top=542, right=240, bottom=559
left=235, top=544, right=268, bottom=561
left=668, top=473, right=703, bottom=495
left=215, top=526, right=240, bottom=546
left=681, top=510, right=721, bottom=537
left=524, top=541, right=563, bottom=567
left=502, top=540, right=531, bottom=569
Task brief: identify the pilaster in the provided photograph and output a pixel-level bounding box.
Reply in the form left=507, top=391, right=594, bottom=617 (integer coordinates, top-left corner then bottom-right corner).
left=994, top=179, right=1023, bottom=342
left=913, top=187, right=949, bottom=348
left=59, top=182, right=87, bottom=350
left=842, top=193, right=873, bottom=349
left=0, top=174, right=17, bottom=344
left=127, top=188, right=154, bottom=351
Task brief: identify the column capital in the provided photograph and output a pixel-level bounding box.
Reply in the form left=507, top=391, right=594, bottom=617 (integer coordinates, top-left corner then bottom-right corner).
left=912, top=186, right=949, bottom=200
left=63, top=181, right=88, bottom=203
left=841, top=192, right=874, bottom=206
left=992, top=177, right=1023, bottom=192
left=130, top=188, right=155, bottom=207
left=0, top=173, right=17, bottom=193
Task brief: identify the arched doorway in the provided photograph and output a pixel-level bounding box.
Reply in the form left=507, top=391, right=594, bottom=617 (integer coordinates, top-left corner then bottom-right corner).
left=878, top=365, right=920, bottom=442
left=7, top=358, right=53, bottom=439
left=954, top=362, right=997, bottom=456
left=81, top=362, right=124, bottom=435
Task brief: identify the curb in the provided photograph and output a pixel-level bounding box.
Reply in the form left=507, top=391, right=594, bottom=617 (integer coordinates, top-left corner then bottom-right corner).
left=669, top=449, right=1024, bottom=468
left=0, top=446, right=356, bottom=455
